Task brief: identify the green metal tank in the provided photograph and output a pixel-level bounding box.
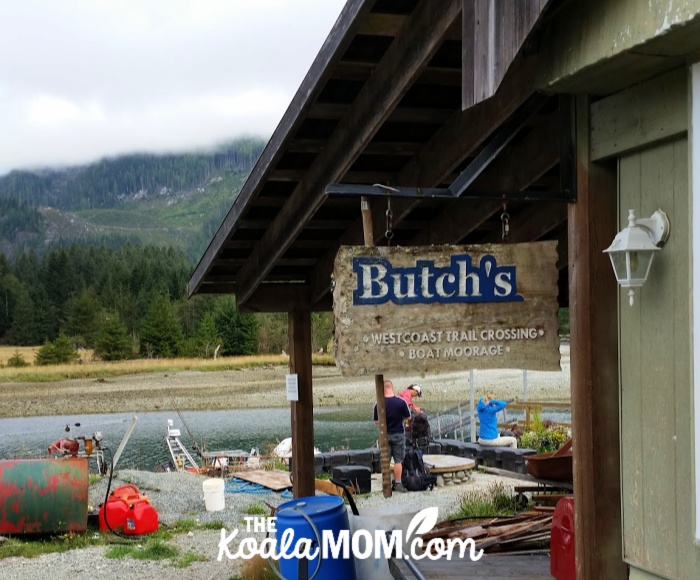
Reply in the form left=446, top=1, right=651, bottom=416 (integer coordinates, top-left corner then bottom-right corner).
left=0, top=458, right=89, bottom=534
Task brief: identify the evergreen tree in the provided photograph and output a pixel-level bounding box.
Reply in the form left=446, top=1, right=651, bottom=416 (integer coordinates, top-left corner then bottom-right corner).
left=214, top=297, right=258, bottom=356
left=255, top=312, right=287, bottom=354
left=62, top=287, right=102, bottom=346
left=139, top=294, right=184, bottom=358
left=196, top=312, right=221, bottom=358
left=94, top=312, right=132, bottom=361
left=311, top=312, right=333, bottom=353
left=8, top=285, right=36, bottom=345
left=35, top=335, right=79, bottom=365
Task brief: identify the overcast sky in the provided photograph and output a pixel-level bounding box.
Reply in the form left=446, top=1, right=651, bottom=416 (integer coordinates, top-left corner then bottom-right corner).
left=0, top=0, right=346, bottom=176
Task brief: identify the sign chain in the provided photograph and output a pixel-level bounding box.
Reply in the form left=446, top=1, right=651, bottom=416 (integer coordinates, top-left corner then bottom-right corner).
left=501, top=204, right=510, bottom=242
left=385, top=197, right=394, bottom=245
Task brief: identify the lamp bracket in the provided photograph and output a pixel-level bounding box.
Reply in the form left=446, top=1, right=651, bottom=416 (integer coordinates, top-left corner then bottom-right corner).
left=634, top=209, right=670, bottom=248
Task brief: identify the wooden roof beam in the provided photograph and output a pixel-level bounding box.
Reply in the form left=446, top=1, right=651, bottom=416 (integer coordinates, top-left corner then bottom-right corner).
left=287, top=139, right=423, bottom=155
left=335, top=61, right=461, bottom=85
left=234, top=0, right=462, bottom=307
left=471, top=110, right=559, bottom=192
left=269, top=170, right=397, bottom=183
left=308, top=103, right=454, bottom=124
left=238, top=283, right=316, bottom=314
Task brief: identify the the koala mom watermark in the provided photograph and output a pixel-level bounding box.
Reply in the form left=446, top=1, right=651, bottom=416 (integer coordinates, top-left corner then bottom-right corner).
left=217, top=507, right=483, bottom=564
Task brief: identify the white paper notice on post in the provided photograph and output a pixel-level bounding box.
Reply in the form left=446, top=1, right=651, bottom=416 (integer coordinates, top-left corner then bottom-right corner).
left=286, top=374, right=299, bottom=401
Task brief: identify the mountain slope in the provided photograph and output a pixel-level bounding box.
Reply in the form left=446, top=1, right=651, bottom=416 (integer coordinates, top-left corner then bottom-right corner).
left=0, top=138, right=265, bottom=261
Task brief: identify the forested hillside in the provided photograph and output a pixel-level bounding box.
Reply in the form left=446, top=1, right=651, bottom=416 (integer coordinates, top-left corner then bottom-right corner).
left=0, top=243, right=332, bottom=361
left=0, top=138, right=265, bottom=262
left=0, top=138, right=334, bottom=360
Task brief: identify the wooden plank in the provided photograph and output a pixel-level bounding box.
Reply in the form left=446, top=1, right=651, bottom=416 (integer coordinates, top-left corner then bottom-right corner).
left=235, top=0, right=462, bottom=306
left=289, top=310, right=315, bottom=498
left=638, top=141, right=677, bottom=579
left=235, top=470, right=292, bottom=491
left=333, top=242, right=560, bottom=375
left=618, top=151, right=645, bottom=565
left=314, top=478, right=350, bottom=497
left=568, top=96, right=626, bottom=578
left=670, top=138, right=700, bottom=576
left=362, top=197, right=392, bottom=498
left=188, top=0, right=372, bottom=297
left=590, top=68, right=688, bottom=161
left=532, top=506, right=556, bottom=513
left=479, top=466, right=573, bottom=489
left=531, top=493, right=568, bottom=503
left=463, top=0, right=550, bottom=109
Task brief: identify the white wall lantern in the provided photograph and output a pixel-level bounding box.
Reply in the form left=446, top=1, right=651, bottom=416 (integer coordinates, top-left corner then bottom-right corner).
left=604, top=209, right=670, bottom=306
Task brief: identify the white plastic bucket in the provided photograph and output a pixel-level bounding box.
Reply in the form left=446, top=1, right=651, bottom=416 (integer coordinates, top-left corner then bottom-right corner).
left=202, top=478, right=225, bottom=512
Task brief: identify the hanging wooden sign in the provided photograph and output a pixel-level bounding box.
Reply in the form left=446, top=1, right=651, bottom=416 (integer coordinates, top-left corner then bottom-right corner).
left=332, top=241, right=560, bottom=376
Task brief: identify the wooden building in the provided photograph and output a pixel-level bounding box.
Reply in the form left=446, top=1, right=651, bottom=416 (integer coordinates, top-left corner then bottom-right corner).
left=189, top=1, right=700, bottom=577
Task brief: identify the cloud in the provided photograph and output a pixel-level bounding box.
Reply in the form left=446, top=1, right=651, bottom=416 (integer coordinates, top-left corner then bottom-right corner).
left=0, top=0, right=346, bottom=174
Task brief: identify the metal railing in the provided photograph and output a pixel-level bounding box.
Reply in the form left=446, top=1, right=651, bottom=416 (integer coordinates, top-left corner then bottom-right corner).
left=426, top=400, right=571, bottom=442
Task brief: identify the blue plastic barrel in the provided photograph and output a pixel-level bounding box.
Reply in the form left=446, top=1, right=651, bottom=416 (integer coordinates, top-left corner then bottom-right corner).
left=275, top=495, right=356, bottom=580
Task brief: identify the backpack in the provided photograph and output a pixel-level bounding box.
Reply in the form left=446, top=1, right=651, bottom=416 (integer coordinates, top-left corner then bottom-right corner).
left=410, top=412, right=431, bottom=443
left=401, top=446, right=437, bottom=492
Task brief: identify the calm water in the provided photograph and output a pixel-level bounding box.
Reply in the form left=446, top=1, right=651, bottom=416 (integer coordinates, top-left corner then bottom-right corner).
left=0, top=406, right=379, bottom=471
left=0, top=404, right=571, bottom=471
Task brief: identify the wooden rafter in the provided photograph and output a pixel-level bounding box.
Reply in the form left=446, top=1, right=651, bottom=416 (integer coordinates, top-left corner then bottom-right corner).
left=234, top=0, right=462, bottom=306
left=471, top=110, right=559, bottom=192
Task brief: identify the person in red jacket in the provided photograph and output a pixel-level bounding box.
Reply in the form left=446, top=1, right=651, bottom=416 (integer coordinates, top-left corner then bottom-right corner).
left=397, top=384, right=422, bottom=413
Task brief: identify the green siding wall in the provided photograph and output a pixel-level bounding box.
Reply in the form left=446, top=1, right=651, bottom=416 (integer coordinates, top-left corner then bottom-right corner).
left=539, top=0, right=700, bottom=89
left=619, top=136, right=699, bottom=579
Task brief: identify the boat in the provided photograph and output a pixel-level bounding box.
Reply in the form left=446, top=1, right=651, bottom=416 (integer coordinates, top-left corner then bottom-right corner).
left=159, top=419, right=200, bottom=473
left=272, top=437, right=322, bottom=465
left=525, top=439, right=573, bottom=482
left=158, top=417, right=262, bottom=475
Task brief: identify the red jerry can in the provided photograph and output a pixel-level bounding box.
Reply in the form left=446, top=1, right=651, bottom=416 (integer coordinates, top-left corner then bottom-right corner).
left=99, top=484, right=158, bottom=535
left=98, top=495, right=129, bottom=532
left=123, top=497, right=159, bottom=535
left=110, top=484, right=140, bottom=498
left=551, top=496, right=576, bottom=580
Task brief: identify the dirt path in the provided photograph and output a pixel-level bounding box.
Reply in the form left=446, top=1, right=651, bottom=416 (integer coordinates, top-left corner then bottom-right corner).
left=0, top=345, right=571, bottom=418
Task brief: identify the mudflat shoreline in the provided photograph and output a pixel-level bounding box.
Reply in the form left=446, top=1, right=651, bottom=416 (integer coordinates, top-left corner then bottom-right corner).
left=0, top=345, right=570, bottom=418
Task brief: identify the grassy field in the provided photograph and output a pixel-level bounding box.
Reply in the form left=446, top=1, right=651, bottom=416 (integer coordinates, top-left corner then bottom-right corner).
left=0, top=346, right=41, bottom=366
left=0, top=345, right=334, bottom=383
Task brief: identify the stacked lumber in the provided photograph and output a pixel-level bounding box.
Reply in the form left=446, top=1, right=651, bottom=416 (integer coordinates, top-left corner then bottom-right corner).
left=423, top=513, right=552, bottom=554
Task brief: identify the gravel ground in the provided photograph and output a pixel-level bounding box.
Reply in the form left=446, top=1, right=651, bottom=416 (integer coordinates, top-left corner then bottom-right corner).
left=0, top=344, right=570, bottom=418
left=1, top=468, right=527, bottom=579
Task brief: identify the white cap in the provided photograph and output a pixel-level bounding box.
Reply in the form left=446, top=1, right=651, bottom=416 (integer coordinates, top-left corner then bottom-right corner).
left=412, top=385, right=422, bottom=397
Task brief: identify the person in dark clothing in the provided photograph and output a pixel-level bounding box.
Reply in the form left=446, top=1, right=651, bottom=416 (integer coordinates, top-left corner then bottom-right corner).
left=373, top=379, right=411, bottom=490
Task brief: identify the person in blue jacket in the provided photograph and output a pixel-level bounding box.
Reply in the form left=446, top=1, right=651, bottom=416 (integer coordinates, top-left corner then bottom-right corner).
left=477, top=393, right=518, bottom=448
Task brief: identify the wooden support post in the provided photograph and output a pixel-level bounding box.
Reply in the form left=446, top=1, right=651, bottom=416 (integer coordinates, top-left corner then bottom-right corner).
left=362, top=196, right=392, bottom=498
left=289, top=309, right=315, bottom=499
left=568, top=96, right=626, bottom=578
